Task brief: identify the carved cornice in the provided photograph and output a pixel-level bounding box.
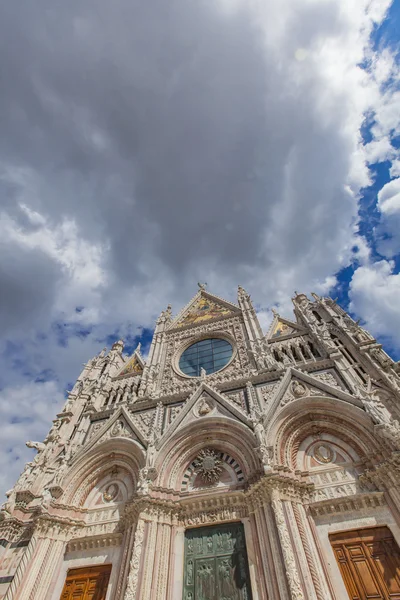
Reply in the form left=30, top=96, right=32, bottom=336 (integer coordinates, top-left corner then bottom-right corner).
left=308, top=492, right=386, bottom=517
left=66, top=532, right=123, bottom=552
left=359, top=452, right=400, bottom=489
left=247, top=473, right=313, bottom=509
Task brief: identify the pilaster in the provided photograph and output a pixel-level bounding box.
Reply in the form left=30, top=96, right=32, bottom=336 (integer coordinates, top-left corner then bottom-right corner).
left=270, top=488, right=305, bottom=600
left=124, top=518, right=146, bottom=600
left=3, top=536, right=38, bottom=600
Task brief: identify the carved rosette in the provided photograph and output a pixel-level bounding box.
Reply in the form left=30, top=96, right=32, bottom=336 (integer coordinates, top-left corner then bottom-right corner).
left=194, top=449, right=222, bottom=483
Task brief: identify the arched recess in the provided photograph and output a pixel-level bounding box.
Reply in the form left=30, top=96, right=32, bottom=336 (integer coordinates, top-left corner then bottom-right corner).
left=155, top=417, right=259, bottom=492
left=61, top=437, right=145, bottom=507
left=265, top=395, right=384, bottom=472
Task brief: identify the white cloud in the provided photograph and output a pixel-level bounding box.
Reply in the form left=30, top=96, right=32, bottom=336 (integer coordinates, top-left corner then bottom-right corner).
left=390, top=160, right=400, bottom=178
left=375, top=178, right=400, bottom=257
left=377, top=177, right=400, bottom=215
left=0, top=0, right=399, bottom=496
left=0, top=381, right=64, bottom=494
left=349, top=260, right=400, bottom=341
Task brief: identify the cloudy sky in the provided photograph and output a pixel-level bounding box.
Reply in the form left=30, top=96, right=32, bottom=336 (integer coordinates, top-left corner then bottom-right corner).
left=0, top=0, right=399, bottom=496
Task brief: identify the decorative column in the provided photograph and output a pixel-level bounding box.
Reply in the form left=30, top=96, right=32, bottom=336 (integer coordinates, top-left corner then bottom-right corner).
left=252, top=502, right=283, bottom=600
left=270, top=488, right=305, bottom=600
left=124, top=518, right=146, bottom=600
left=14, top=538, right=52, bottom=600
left=153, top=523, right=172, bottom=600
left=115, top=524, right=138, bottom=600
left=168, top=527, right=185, bottom=600
left=262, top=502, right=290, bottom=600
left=292, top=503, right=333, bottom=600
left=28, top=538, right=66, bottom=599
left=138, top=518, right=158, bottom=599
left=3, top=536, right=38, bottom=600
left=242, top=516, right=262, bottom=600
left=13, top=522, right=69, bottom=600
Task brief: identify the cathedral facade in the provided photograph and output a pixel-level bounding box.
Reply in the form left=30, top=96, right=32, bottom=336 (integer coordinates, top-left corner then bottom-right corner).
left=1, top=286, right=400, bottom=600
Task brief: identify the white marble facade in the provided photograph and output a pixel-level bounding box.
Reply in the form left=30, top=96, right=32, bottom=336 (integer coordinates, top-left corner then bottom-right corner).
left=1, top=286, right=400, bottom=599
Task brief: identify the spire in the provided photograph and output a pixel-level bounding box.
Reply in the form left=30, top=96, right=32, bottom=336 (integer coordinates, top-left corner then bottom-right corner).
left=237, top=285, right=263, bottom=340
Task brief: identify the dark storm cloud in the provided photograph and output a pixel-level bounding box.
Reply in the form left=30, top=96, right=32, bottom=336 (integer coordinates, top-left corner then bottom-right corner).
left=0, top=0, right=357, bottom=300
left=0, top=241, right=61, bottom=335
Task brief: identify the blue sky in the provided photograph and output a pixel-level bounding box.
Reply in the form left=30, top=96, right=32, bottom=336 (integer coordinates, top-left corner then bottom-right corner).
left=0, top=0, right=399, bottom=495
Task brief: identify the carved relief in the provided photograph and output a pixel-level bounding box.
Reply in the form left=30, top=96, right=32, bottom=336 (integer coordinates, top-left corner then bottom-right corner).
left=313, top=443, right=335, bottom=465
left=194, top=449, right=223, bottom=484
left=103, top=483, right=119, bottom=503
left=194, top=397, right=214, bottom=417
left=124, top=520, right=145, bottom=600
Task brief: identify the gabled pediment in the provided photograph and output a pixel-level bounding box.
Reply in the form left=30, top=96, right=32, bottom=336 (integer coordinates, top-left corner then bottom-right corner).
left=157, top=383, right=251, bottom=448
left=261, top=368, right=363, bottom=421
left=74, top=407, right=147, bottom=462
left=114, top=347, right=144, bottom=379
left=266, top=314, right=307, bottom=341
left=168, top=290, right=240, bottom=331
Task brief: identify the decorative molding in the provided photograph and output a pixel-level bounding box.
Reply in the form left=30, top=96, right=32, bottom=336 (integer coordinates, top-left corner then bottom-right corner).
left=66, top=533, right=122, bottom=552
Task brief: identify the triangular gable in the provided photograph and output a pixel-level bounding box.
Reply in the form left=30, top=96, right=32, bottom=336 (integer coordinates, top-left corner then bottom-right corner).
left=73, top=407, right=147, bottom=463
left=168, top=290, right=239, bottom=330
left=266, top=314, right=307, bottom=341
left=157, top=382, right=251, bottom=448
left=262, top=368, right=363, bottom=422
left=115, top=351, right=144, bottom=379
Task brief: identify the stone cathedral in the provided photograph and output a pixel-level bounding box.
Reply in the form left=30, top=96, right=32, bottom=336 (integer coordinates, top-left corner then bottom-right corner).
left=1, top=287, right=400, bottom=600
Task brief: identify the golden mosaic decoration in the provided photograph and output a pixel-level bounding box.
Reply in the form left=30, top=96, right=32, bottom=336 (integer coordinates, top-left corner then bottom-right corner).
left=177, top=297, right=232, bottom=328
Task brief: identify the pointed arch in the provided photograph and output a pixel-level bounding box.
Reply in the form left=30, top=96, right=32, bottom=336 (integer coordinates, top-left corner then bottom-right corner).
left=265, top=395, right=384, bottom=471
left=61, top=437, right=146, bottom=506
left=155, top=416, right=259, bottom=491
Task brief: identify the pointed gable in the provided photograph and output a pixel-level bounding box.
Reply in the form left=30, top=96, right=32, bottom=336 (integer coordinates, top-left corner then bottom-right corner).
left=115, top=349, right=144, bottom=379
left=266, top=314, right=307, bottom=340
left=157, top=382, right=251, bottom=447
left=169, top=290, right=239, bottom=330
left=75, top=407, right=148, bottom=462
left=260, top=367, right=363, bottom=421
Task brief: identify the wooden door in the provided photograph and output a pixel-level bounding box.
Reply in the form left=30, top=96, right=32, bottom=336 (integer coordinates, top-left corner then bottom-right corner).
left=183, top=522, right=253, bottom=600
left=60, top=564, right=111, bottom=600
left=330, top=526, right=400, bottom=600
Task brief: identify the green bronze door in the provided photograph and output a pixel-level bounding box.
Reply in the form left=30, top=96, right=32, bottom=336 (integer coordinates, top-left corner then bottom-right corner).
left=183, top=522, right=253, bottom=600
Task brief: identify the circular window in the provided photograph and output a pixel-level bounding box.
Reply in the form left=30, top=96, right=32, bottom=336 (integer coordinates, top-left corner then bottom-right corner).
left=179, top=338, right=233, bottom=377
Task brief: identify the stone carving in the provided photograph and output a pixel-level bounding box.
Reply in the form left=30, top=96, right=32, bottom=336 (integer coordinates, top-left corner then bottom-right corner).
left=358, top=379, right=393, bottom=425
left=124, top=520, right=145, bottom=600
left=260, top=383, right=279, bottom=406
left=137, top=467, right=157, bottom=495
left=194, top=449, right=222, bottom=483
left=3, top=285, right=400, bottom=600
left=41, top=488, right=53, bottom=510
left=313, top=443, right=334, bottom=464
left=103, top=483, right=119, bottom=503
left=291, top=380, right=307, bottom=397
left=131, top=409, right=156, bottom=437
left=224, top=390, right=244, bottom=409
left=195, top=397, right=214, bottom=417
left=271, top=489, right=305, bottom=600
left=111, top=420, right=128, bottom=437
left=312, top=371, right=342, bottom=389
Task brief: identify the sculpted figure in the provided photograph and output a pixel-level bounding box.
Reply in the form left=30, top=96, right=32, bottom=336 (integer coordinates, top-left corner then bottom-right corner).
left=146, top=440, right=157, bottom=468
left=26, top=440, right=45, bottom=452
left=1, top=490, right=14, bottom=514
left=251, top=413, right=266, bottom=447
left=26, top=440, right=51, bottom=468
left=41, top=488, right=53, bottom=509
left=358, top=379, right=391, bottom=425
left=15, top=462, right=35, bottom=490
